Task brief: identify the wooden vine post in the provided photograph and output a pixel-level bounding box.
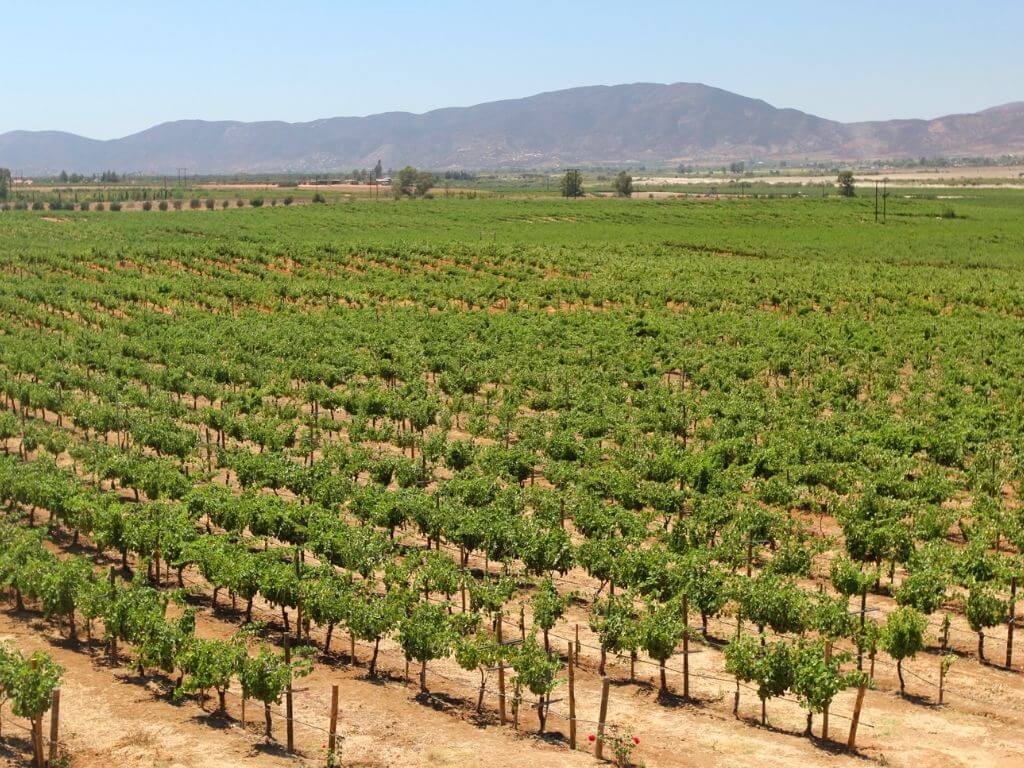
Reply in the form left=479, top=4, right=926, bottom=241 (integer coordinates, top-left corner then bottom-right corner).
left=939, top=654, right=955, bottom=705
left=1007, top=577, right=1017, bottom=669
left=939, top=657, right=947, bottom=704
left=567, top=641, right=577, bottom=750
left=108, top=566, right=118, bottom=663
left=822, top=640, right=832, bottom=740
left=847, top=681, right=867, bottom=750
left=294, top=549, right=303, bottom=642
left=284, top=636, right=295, bottom=753
left=575, top=624, right=581, bottom=663
left=681, top=594, right=690, bottom=699
left=595, top=677, right=610, bottom=760
left=328, top=684, right=340, bottom=756
left=28, top=659, right=44, bottom=768
left=48, top=688, right=61, bottom=765
left=497, top=618, right=507, bottom=725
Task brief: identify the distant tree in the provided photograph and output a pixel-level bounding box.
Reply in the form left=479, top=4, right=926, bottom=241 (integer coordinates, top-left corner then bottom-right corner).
left=58, top=170, right=69, bottom=183
left=0, top=168, right=10, bottom=200
left=395, top=167, right=436, bottom=198
left=837, top=171, right=856, bottom=197
left=561, top=170, right=584, bottom=198
left=613, top=171, right=633, bottom=198
left=729, top=161, right=746, bottom=174
left=374, top=159, right=383, bottom=179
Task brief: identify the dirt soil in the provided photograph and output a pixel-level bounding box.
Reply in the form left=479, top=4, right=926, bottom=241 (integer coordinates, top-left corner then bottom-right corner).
left=4, top=561, right=1024, bottom=768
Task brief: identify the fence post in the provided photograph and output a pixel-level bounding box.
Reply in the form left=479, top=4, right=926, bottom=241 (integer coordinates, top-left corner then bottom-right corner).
left=48, top=688, right=61, bottom=765
left=328, top=684, right=339, bottom=756
left=847, top=682, right=867, bottom=750
left=567, top=641, right=576, bottom=750
left=284, top=636, right=294, bottom=753
left=595, top=677, right=610, bottom=760
left=575, top=624, right=581, bottom=664
left=497, top=618, right=507, bottom=725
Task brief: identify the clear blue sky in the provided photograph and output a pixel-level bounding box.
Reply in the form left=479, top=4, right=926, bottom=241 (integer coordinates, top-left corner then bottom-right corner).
left=5, top=0, right=1021, bottom=138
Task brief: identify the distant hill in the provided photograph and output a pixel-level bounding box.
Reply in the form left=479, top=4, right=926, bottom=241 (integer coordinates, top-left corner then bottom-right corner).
left=2, top=83, right=1023, bottom=175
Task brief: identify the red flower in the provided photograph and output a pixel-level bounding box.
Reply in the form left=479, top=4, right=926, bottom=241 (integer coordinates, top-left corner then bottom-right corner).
left=633, top=736, right=640, bottom=745
left=588, top=734, right=596, bottom=742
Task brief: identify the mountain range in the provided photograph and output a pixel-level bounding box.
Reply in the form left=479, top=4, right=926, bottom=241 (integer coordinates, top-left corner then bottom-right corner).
left=2, top=83, right=1023, bottom=175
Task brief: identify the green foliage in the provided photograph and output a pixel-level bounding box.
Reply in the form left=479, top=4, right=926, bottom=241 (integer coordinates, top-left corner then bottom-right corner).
left=395, top=167, right=436, bottom=198
left=560, top=169, right=584, bottom=198
left=0, top=646, right=62, bottom=720
left=791, top=639, right=851, bottom=719
left=724, top=634, right=794, bottom=721
left=881, top=606, right=927, bottom=693
left=837, top=171, right=856, bottom=197
left=736, top=575, right=809, bottom=635
left=399, top=602, right=453, bottom=665
left=531, top=578, right=568, bottom=640
left=613, top=172, right=633, bottom=198
left=177, top=636, right=246, bottom=709
left=638, top=602, right=685, bottom=666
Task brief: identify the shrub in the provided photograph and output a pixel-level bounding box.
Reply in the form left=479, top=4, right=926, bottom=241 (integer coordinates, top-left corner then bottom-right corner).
left=837, top=171, right=856, bottom=197
left=941, top=208, right=958, bottom=219
left=48, top=201, right=62, bottom=211
left=94, top=202, right=105, bottom=211
left=250, top=198, right=264, bottom=207
left=31, top=201, right=45, bottom=211
left=158, top=200, right=168, bottom=211
left=613, top=171, right=634, bottom=197
left=312, top=192, right=326, bottom=204
left=142, top=201, right=152, bottom=211
left=109, top=202, right=122, bottom=211
left=173, top=200, right=183, bottom=210
left=283, top=196, right=294, bottom=206
left=205, top=198, right=215, bottom=210
left=222, top=200, right=229, bottom=209
left=235, top=199, right=244, bottom=207
left=189, top=198, right=200, bottom=209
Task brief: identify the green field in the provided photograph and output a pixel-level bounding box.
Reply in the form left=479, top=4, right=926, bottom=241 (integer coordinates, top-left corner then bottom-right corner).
left=2, top=191, right=1024, bottom=763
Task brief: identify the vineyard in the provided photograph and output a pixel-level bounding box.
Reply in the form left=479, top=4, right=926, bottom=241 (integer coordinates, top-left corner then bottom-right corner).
left=1, top=192, right=1024, bottom=768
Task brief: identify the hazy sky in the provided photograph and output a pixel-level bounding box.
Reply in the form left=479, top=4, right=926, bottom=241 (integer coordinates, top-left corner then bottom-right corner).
left=4, top=1, right=1021, bottom=138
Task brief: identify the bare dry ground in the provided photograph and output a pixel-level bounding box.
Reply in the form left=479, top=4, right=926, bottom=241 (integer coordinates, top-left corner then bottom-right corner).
left=4, top=539, right=1024, bottom=768
left=634, top=165, right=1024, bottom=188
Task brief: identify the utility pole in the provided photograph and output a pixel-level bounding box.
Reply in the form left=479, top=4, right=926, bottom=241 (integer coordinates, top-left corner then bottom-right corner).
left=882, top=177, right=888, bottom=223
